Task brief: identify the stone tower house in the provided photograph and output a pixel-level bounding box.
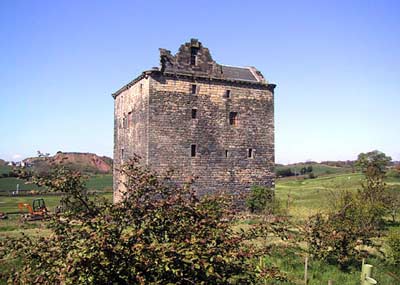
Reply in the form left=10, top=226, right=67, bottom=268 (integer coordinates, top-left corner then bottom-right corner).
left=112, top=39, right=275, bottom=203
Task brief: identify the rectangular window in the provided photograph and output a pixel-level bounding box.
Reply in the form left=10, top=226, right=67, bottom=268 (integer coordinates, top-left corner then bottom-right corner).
left=229, top=112, right=238, bottom=126
left=190, top=47, right=198, bottom=65
left=128, top=112, right=132, bottom=128
left=248, top=148, right=254, bottom=158
left=225, top=150, right=229, bottom=158
left=191, top=144, right=196, bottom=157
left=121, top=148, right=124, bottom=161
left=139, top=83, right=143, bottom=94
left=190, top=55, right=197, bottom=65
left=191, top=109, right=197, bottom=119
left=191, top=84, right=197, bottom=94
left=226, top=90, right=231, bottom=99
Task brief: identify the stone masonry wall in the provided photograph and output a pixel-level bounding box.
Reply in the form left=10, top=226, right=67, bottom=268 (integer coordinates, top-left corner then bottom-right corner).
left=113, top=77, right=150, bottom=202
left=147, top=74, right=274, bottom=197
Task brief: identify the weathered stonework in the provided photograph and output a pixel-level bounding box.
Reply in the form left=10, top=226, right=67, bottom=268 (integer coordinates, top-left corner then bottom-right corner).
left=113, top=39, right=275, bottom=203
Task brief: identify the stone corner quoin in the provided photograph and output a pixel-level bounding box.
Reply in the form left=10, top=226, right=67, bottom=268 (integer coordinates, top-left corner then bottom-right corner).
left=112, top=38, right=276, bottom=203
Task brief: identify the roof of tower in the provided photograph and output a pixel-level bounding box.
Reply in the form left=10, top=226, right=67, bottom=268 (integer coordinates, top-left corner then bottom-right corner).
left=112, top=39, right=274, bottom=98
left=220, top=65, right=260, bottom=82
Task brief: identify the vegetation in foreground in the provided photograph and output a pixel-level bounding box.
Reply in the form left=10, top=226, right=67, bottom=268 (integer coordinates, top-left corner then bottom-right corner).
left=0, top=157, right=291, bottom=284
left=0, top=150, right=399, bottom=284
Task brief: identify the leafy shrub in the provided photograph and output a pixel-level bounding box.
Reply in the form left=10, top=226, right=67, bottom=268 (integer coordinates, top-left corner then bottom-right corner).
left=387, top=168, right=400, bottom=178
left=246, top=186, right=282, bottom=215
left=308, top=172, right=317, bottom=179
left=305, top=191, right=375, bottom=270
left=246, top=186, right=272, bottom=213
left=276, top=168, right=294, bottom=177
left=357, top=165, right=391, bottom=228
left=387, top=186, right=400, bottom=223
left=386, top=228, right=400, bottom=265
left=1, top=156, right=288, bottom=284
left=355, top=150, right=392, bottom=174
left=300, top=166, right=313, bottom=175
left=305, top=158, right=395, bottom=270
left=1, top=170, right=19, bottom=178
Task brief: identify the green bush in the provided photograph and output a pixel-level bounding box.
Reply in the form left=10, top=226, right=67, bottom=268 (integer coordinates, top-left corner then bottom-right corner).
left=246, top=186, right=281, bottom=214
left=387, top=186, right=400, bottom=223
left=308, top=172, right=317, bottom=179
left=305, top=191, right=375, bottom=270
left=387, top=169, right=400, bottom=178
left=355, top=150, right=392, bottom=174
left=276, top=168, right=295, bottom=177
left=305, top=157, right=394, bottom=270
left=386, top=228, right=400, bottom=265
left=1, top=157, right=288, bottom=284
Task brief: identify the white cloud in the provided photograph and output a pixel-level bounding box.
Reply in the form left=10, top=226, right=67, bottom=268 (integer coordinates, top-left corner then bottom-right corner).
left=12, top=154, right=22, bottom=161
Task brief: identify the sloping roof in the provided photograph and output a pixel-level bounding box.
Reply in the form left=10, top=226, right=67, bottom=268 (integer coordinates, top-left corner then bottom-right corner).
left=220, top=65, right=258, bottom=82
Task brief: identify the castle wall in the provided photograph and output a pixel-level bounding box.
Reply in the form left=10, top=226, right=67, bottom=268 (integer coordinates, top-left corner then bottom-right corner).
left=113, top=40, right=276, bottom=203
left=147, top=74, right=275, bottom=196
left=113, top=77, right=150, bottom=202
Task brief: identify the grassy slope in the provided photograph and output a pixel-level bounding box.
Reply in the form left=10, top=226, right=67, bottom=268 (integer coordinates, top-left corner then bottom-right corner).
left=275, top=173, right=365, bottom=220
left=276, top=163, right=352, bottom=176
left=272, top=173, right=400, bottom=284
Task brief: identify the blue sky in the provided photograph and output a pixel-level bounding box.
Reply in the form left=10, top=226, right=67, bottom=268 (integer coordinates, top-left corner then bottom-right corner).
left=1, top=0, right=399, bottom=164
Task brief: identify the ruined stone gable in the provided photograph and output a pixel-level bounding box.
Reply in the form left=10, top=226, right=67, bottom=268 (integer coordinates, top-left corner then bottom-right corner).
left=112, top=39, right=275, bottom=203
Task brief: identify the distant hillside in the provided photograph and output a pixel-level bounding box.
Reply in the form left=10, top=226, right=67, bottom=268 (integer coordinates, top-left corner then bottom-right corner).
left=319, top=160, right=355, bottom=168
left=0, top=159, right=11, bottom=175
left=276, top=162, right=353, bottom=177
left=24, top=152, right=113, bottom=174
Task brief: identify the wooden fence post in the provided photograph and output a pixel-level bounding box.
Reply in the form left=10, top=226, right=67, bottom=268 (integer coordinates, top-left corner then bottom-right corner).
left=360, top=260, right=377, bottom=285
left=360, top=258, right=365, bottom=284
left=304, top=255, right=308, bottom=285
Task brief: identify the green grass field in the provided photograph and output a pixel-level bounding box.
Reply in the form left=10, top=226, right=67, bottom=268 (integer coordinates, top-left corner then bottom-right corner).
left=85, top=174, right=113, bottom=191
left=0, top=177, right=42, bottom=193
left=275, top=173, right=366, bottom=220
left=0, top=165, right=11, bottom=175
left=271, top=173, right=400, bottom=284
left=0, top=174, right=113, bottom=193
left=0, top=193, right=113, bottom=239
left=264, top=247, right=400, bottom=285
